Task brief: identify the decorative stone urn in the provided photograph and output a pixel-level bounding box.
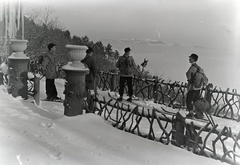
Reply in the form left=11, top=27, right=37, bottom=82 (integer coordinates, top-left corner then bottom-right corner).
left=9, top=39, right=28, bottom=58
left=65, top=44, right=88, bottom=68
left=8, top=39, right=30, bottom=99
left=62, top=44, right=89, bottom=116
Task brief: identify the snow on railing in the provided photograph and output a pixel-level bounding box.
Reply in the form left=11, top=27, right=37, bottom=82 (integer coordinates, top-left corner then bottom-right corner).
left=97, top=71, right=240, bottom=122
left=94, top=96, right=240, bottom=165
left=25, top=70, right=240, bottom=164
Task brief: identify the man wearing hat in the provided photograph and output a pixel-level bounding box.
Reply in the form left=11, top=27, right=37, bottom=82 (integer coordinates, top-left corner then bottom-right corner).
left=81, top=47, right=97, bottom=92
left=81, top=47, right=97, bottom=112
left=186, top=53, right=202, bottom=118
left=42, top=43, right=61, bottom=101
left=116, top=47, right=137, bottom=102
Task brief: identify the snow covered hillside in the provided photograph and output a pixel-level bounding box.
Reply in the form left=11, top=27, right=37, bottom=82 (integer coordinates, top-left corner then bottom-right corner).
left=0, top=79, right=227, bottom=165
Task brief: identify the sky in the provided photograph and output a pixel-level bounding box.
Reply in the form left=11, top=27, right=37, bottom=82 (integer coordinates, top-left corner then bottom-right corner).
left=21, top=0, right=240, bottom=90
left=0, top=78, right=232, bottom=165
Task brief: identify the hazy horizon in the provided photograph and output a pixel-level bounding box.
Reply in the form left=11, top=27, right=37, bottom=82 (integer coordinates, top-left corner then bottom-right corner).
left=23, top=0, right=240, bottom=90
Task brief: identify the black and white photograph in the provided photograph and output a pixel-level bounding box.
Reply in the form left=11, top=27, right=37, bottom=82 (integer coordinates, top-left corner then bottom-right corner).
left=0, top=0, right=239, bottom=164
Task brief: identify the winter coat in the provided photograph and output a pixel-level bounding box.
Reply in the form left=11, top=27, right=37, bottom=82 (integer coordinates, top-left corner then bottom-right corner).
left=116, top=54, right=136, bottom=77
left=0, top=62, right=8, bottom=75
left=81, top=55, right=97, bottom=90
left=42, top=52, right=57, bottom=79
left=186, top=63, right=202, bottom=91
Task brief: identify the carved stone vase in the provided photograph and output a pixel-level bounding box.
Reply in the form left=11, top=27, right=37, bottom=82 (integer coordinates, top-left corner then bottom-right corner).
left=9, top=39, right=28, bottom=57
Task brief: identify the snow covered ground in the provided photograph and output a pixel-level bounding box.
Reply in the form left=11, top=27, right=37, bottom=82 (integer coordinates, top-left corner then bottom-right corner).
left=0, top=78, right=228, bottom=165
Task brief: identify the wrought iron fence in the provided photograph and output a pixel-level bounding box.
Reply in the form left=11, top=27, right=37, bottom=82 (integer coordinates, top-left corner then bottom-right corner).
left=25, top=70, right=240, bottom=164
left=97, top=71, right=240, bottom=122
left=94, top=96, right=240, bottom=165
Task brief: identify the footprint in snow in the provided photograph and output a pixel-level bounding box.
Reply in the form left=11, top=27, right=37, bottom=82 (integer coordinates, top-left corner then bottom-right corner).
left=41, top=122, right=56, bottom=128
left=48, top=144, right=63, bottom=160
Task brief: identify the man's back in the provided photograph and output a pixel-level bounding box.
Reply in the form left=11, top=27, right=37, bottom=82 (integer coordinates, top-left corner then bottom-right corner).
left=42, top=53, right=57, bottom=79
left=116, top=55, right=136, bottom=76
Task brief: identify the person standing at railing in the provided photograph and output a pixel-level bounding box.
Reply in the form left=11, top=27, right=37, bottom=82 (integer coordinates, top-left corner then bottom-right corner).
left=81, top=47, right=97, bottom=112
left=186, top=53, right=208, bottom=119
left=81, top=47, right=97, bottom=95
left=116, top=47, right=137, bottom=102
left=42, top=43, right=61, bottom=101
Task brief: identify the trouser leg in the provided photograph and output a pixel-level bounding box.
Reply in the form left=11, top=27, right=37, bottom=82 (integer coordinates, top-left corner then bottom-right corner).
left=46, top=79, right=52, bottom=98
left=52, top=79, right=57, bottom=98
left=126, top=77, right=133, bottom=97
left=46, top=79, right=57, bottom=98
left=186, top=90, right=200, bottom=112
left=193, top=90, right=203, bottom=117
left=119, top=77, right=126, bottom=97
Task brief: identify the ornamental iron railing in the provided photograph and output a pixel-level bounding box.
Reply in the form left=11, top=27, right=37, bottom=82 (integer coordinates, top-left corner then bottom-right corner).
left=92, top=96, right=240, bottom=165
left=97, top=71, right=240, bottom=122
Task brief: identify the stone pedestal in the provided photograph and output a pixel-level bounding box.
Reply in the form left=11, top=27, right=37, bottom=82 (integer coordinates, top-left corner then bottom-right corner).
left=63, top=68, right=89, bottom=116
left=8, top=39, right=29, bottom=99
left=8, top=57, right=29, bottom=99
left=0, top=72, right=3, bottom=85
left=34, top=76, right=40, bottom=106
left=63, top=45, right=89, bottom=116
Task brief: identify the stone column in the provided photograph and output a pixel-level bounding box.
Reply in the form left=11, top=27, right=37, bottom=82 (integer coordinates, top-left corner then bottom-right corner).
left=8, top=39, right=29, bottom=99
left=0, top=72, right=3, bottom=85
left=34, top=76, right=41, bottom=106
left=63, top=45, right=89, bottom=116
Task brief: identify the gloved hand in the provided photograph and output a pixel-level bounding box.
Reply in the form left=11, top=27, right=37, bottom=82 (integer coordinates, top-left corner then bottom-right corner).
left=90, top=90, right=95, bottom=96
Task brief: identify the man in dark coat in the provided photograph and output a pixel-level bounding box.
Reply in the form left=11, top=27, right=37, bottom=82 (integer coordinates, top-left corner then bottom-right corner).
left=42, top=43, right=61, bottom=101
left=81, top=47, right=97, bottom=93
left=81, top=47, right=97, bottom=113
left=116, top=47, right=137, bottom=102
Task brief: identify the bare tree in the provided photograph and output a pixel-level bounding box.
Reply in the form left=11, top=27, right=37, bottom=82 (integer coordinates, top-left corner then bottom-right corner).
left=25, top=4, right=65, bottom=30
